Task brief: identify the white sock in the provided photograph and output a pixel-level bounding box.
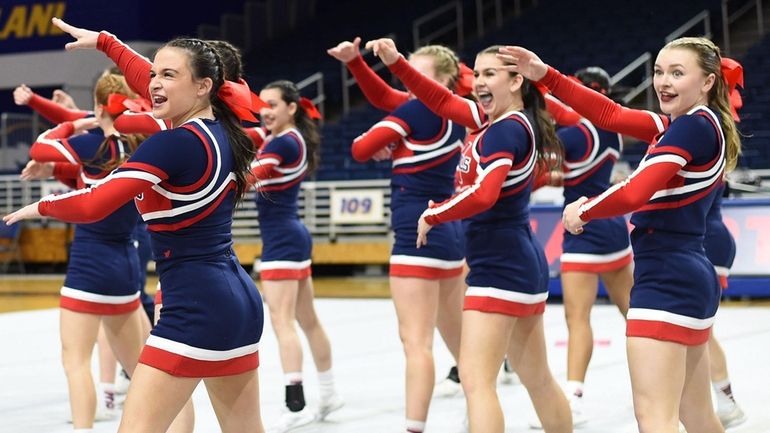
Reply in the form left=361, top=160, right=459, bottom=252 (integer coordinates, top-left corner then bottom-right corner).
left=566, top=380, right=584, bottom=398
left=317, top=368, right=336, bottom=400
left=713, top=378, right=736, bottom=410
left=99, top=382, right=116, bottom=409
left=406, top=419, right=426, bottom=432
left=284, top=372, right=303, bottom=385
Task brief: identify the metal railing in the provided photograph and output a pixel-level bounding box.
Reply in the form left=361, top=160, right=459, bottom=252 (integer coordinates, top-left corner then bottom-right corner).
left=610, top=52, right=655, bottom=110
left=413, top=1, right=464, bottom=50
left=296, top=72, right=326, bottom=121
left=722, top=0, right=765, bottom=57
left=665, top=10, right=712, bottom=42
left=0, top=175, right=393, bottom=242
left=340, top=34, right=396, bottom=116
left=475, top=0, right=503, bottom=37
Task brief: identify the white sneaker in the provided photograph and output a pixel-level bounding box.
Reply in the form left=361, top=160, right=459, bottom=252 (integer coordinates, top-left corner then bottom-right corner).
left=94, top=404, right=120, bottom=422
left=115, top=369, right=130, bottom=395
left=316, top=393, right=345, bottom=421
left=717, top=404, right=747, bottom=429
left=528, top=395, right=587, bottom=429
left=433, top=377, right=463, bottom=398
left=270, top=408, right=316, bottom=433
left=498, top=359, right=520, bottom=385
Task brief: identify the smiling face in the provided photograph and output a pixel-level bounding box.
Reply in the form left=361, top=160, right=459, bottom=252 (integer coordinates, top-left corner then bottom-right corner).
left=149, top=46, right=212, bottom=126
left=473, top=53, right=524, bottom=120
left=654, top=47, right=715, bottom=119
left=259, top=87, right=296, bottom=134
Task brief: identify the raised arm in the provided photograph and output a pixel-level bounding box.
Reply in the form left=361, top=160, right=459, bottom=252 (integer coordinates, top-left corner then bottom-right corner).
left=15, top=85, right=89, bottom=123
left=29, top=118, right=98, bottom=163
left=114, top=111, right=170, bottom=135
left=498, top=46, right=668, bottom=142
left=367, top=38, right=484, bottom=130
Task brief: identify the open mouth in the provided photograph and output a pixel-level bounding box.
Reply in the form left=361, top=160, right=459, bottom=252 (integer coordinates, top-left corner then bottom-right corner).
left=658, top=91, right=676, bottom=103
left=152, top=95, right=167, bottom=107
left=477, top=92, right=493, bottom=108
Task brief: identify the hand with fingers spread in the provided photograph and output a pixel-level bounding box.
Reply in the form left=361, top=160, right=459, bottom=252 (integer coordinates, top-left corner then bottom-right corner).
left=365, top=38, right=401, bottom=66
left=52, top=89, right=79, bottom=110
left=13, top=84, right=33, bottom=106
left=51, top=17, right=99, bottom=50
left=20, top=161, right=54, bottom=181
left=327, top=37, right=362, bottom=63
left=416, top=200, right=435, bottom=248
left=496, top=46, right=548, bottom=82
left=3, top=202, right=41, bottom=226
left=562, top=196, right=589, bottom=235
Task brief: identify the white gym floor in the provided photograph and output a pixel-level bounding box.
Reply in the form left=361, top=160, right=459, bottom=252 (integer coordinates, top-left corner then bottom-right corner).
left=1, top=294, right=769, bottom=433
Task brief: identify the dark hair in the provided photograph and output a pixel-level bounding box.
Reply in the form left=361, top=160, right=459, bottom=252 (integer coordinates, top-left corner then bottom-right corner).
left=205, top=40, right=243, bottom=81
left=162, top=38, right=255, bottom=202
left=262, top=80, right=321, bottom=174
left=574, top=66, right=611, bottom=95
left=479, top=46, right=562, bottom=172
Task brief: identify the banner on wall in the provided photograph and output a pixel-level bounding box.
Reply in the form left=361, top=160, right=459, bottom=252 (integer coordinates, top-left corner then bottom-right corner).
left=530, top=200, right=770, bottom=277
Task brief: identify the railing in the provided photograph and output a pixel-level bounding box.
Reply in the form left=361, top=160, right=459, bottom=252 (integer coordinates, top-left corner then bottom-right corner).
left=722, top=0, right=765, bottom=57
left=475, top=0, right=503, bottom=37
left=0, top=113, right=45, bottom=173
left=0, top=175, right=393, bottom=242
left=413, top=1, right=464, bottom=50
left=609, top=52, right=655, bottom=110
left=296, top=72, right=326, bottom=122
left=665, top=10, right=712, bottom=42
left=340, top=34, right=396, bottom=116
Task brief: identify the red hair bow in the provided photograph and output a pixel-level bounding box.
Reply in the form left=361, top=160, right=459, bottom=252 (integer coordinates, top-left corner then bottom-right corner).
left=218, top=79, right=258, bottom=122
left=105, top=94, right=129, bottom=116
left=720, top=57, right=744, bottom=122
left=122, top=97, right=152, bottom=113
left=299, top=97, right=322, bottom=120
left=454, top=63, right=474, bottom=96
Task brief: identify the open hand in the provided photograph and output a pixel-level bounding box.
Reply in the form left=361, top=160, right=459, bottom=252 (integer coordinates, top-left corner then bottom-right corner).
left=365, top=38, right=401, bottom=66
left=20, top=161, right=54, bottom=181
left=496, top=46, right=548, bottom=81
left=327, top=37, right=362, bottom=63
left=3, top=202, right=41, bottom=226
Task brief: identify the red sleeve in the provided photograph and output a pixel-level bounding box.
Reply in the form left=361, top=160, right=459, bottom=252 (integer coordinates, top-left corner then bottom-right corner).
left=97, top=32, right=151, bottom=100
left=114, top=112, right=167, bottom=135
left=347, top=55, right=409, bottom=112
left=540, top=66, right=668, bottom=143
left=27, top=93, right=89, bottom=124
left=351, top=117, right=407, bottom=162
left=52, top=162, right=80, bottom=189
left=424, top=163, right=510, bottom=225
left=245, top=127, right=267, bottom=150
left=388, top=56, right=484, bottom=130
left=578, top=160, right=682, bottom=221
left=249, top=156, right=281, bottom=184
left=544, top=94, right=581, bottom=126
left=38, top=176, right=151, bottom=224
left=29, top=123, right=79, bottom=163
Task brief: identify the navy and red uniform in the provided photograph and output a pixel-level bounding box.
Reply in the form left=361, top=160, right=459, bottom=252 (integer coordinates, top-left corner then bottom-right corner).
left=30, top=122, right=141, bottom=314
left=704, top=183, right=735, bottom=289
left=539, top=66, right=724, bottom=345
left=348, top=55, right=466, bottom=278
left=251, top=128, right=313, bottom=280
left=387, top=56, right=550, bottom=315
left=558, top=118, right=632, bottom=272
left=38, top=118, right=264, bottom=377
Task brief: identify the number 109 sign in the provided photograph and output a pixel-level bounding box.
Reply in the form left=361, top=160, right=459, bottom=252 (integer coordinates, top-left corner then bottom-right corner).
left=330, top=189, right=384, bottom=224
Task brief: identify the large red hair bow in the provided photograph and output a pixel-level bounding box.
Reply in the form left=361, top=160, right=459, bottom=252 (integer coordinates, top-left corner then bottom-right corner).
left=218, top=79, right=258, bottom=122
left=105, top=94, right=129, bottom=116
left=454, top=63, right=474, bottom=96
left=720, top=57, right=744, bottom=122
left=299, top=97, right=322, bottom=120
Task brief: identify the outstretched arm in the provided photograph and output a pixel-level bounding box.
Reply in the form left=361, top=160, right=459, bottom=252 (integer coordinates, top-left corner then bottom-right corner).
left=367, top=38, right=484, bottom=130
left=329, top=37, right=408, bottom=111
left=498, top=46, right=668, bottom=143
left=15, top=84, right=89, bottom=123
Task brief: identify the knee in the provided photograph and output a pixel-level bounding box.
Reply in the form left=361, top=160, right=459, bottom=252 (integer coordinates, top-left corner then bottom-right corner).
left=459, top=365, right=495, bottom=397
left=399, top=329, right=433, bottom=358
left=634, top=400, right=678, bottom=433
left=564, top=308, right=591, bottom=329
left=296, top=310, right=319, bottom=332
left=516, top=365, right=552, bottom=392
left=61, top=347, right=91, bottom=375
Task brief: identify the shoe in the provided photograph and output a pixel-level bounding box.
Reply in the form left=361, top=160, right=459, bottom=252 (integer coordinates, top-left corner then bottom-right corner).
left=433, top=377, right=463, bottom=398
left=94, top=404, right=120, bottom=422
left=679, top=422, right=687, bottom=433
left=316, top=393, right=345, bottom=421
left=717, top=404, right=747, bottom=429
left=269, top=408, right=316, bottom=433
left=115, top=369, right=130, bottom=395
left=498, top=360, right=520, bottom=385
left=528, top=394, right=587, bottom=429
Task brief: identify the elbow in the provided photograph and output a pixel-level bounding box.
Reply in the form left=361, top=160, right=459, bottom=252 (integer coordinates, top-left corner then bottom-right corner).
left=350, top=145, right=370, bottom=163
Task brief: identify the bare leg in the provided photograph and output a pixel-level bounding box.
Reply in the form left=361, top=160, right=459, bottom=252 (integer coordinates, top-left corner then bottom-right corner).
left=679, top=343, right=725, bottom=433
left=262, top=279, right=303, bottom=373
left=60, top=309, right=100, bottom=429
left=97, top=325, right=117, bottom=385
left=508, top=315, right=572, bottom=433
left=459, top=310, right=514, bottom=433
left=627, top=337, right=685, bottom=433
left=708, top=331, right=728, bottom=382
left=390, top=276, right=441, bottom=425
left=295, top=277, right=332, bottom=372
left=436, top=273, right=464, bottom=362
left=599, top=264, right=633, bottom=317
left=204, top=369, right=265, bottom=433
left=561, top=271, right=600, bottom=384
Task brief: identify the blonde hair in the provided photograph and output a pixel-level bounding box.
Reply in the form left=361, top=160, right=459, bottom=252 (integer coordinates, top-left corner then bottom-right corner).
left=409, top=45, right=460, bottom=90
left=663, top=37, right=741, bottom=171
